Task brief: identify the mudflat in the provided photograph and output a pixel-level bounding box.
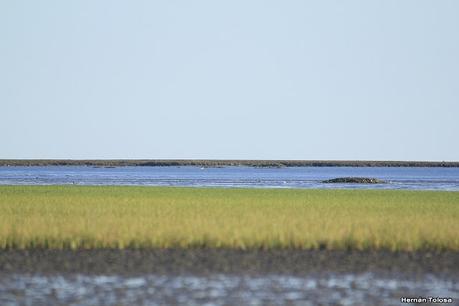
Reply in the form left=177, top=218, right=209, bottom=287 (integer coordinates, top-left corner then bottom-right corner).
left=0, top=249, right=458, bottom=277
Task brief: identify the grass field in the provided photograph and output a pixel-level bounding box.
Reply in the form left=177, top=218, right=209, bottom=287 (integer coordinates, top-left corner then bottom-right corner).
left=0, top=186, right=458, bottom=251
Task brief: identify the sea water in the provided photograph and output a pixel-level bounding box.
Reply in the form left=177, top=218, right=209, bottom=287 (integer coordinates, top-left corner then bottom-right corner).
left=0, top=166, right=458, bottom=190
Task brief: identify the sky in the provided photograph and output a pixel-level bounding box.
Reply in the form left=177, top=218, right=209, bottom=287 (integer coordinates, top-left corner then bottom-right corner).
left=1, top=1, right=458, bottom=161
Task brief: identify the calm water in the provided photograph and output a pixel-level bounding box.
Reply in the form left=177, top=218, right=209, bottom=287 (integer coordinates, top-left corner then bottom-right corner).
left=1, top=273, right=458, bottom=306
left=0, top=166, right=458, bottom=190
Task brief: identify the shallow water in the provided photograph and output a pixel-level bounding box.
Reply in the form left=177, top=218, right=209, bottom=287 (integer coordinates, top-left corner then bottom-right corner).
left=0, top=166, right=458, bottom=190
left=0, top=273, right=458, bottom=306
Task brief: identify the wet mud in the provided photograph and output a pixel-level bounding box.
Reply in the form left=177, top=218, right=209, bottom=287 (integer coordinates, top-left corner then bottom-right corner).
left=1, top=249, right=458, bottom=305
left=1, top=249, right=457, bottom=277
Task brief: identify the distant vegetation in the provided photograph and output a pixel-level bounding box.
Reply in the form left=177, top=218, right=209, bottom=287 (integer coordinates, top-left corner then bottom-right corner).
left=1, top=159, right=458, bottom=167
left=0, top=186, right=458, bottom=251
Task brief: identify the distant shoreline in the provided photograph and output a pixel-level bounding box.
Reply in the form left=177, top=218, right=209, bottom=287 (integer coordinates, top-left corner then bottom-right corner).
left=0, top=159, right=458, bottom=167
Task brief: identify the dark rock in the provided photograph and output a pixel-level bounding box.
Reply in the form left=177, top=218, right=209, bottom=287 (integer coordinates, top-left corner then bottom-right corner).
left=322, top=177, right=386, bottom=184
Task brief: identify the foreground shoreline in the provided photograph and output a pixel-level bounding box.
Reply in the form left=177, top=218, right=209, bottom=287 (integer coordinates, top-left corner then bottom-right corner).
left=1, top=249, right=458, bottom=277
left=3, top=249, right=457, bottom=306
left=1, top=159, right=458, bottom=167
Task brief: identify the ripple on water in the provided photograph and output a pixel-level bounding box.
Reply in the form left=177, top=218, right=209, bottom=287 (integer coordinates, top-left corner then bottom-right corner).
left=1, top=166, right=459, bottom=190
left=0, top=273, right=458, bottom=306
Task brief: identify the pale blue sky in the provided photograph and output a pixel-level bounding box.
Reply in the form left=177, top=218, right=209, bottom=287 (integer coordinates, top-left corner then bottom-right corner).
left=1, top=1, right=458, bottom=160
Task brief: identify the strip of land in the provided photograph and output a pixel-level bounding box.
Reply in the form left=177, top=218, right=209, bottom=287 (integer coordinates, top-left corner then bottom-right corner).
left=1, top=159, right=458, bottom=167
left=1, top=249, right=457, bottom=276
left=1, top=186, right=458, bottom=251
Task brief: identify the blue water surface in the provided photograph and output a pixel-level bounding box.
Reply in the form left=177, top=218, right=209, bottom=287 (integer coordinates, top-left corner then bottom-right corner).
left=0, top=166, right=458, bottom=191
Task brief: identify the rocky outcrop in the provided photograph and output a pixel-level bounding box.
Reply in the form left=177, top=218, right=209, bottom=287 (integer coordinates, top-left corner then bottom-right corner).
left=322, top=177, right=386, bottom=184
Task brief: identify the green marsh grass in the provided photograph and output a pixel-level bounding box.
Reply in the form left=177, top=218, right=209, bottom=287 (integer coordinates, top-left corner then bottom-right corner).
left=0, top=186, right=458, bottom=251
